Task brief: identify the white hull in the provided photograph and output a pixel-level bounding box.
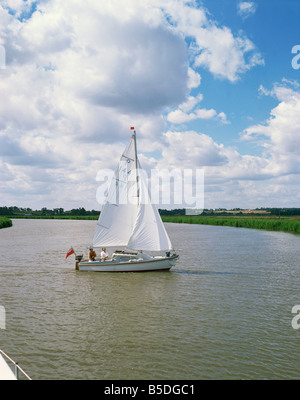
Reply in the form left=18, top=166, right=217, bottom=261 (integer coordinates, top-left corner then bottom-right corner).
left=0, top=349, right=31, bottom=380
left=77, top=254, right=178, bottom=272
left=0, top=354, right=16, bottom=380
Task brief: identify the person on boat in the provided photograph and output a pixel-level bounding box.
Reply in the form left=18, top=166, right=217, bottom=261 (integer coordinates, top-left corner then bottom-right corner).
left=88, top=247, right=97, bottom=262
left=101, top=248, right=109, bottom=261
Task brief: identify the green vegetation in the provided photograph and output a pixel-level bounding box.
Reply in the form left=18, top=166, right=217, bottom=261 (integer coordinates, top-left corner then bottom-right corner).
left=3, top=214, right=98, bottom=220
left=159, top=207, right=300, bottom=216
left=0, top=206, right=99, bottom=220
left=0, top=217, right=12, bottom=229
left=161, top=215, right=300, bottom=234
left=2, top=206, right=300, bottom=234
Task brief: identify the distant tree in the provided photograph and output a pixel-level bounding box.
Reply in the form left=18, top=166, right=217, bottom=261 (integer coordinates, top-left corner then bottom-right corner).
left=70, top=208, right=87, bottom=215
left=53, top=208, right=64, bottom=215
left=159, top=209, right=185, bottom=216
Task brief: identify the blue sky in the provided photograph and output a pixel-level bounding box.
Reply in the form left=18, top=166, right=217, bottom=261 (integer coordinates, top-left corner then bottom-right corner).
left=0, top=0, right=300, bottom=210
left=168, top=0, right=300, bottom=149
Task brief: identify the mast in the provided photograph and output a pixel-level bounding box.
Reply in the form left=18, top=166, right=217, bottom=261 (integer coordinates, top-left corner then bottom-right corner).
left=131, top=127, right=140, bottom=204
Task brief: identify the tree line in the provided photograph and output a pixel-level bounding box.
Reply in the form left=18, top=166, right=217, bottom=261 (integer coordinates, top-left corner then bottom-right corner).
left=1, top=206, right=300, bottom=217
left=159, top=208, right=300, bottom=216
left=0, top=206, right=99, bottom=216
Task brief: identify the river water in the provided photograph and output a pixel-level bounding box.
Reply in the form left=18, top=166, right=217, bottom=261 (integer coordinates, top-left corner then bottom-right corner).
left=0, top=219, right=300, bottom=380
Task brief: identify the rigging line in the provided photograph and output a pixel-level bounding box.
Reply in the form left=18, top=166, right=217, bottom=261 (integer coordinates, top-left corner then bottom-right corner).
left=115, top=177, right=131, bottom=184
left=122, top=155, right=134, bottom=162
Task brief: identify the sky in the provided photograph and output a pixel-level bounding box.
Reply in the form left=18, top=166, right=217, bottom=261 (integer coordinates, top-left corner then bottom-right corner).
left=0, top=0, right=300, bottom=211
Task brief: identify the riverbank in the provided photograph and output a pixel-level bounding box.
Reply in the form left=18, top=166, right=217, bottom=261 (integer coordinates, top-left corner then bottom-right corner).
left=3, top=215, right=98, bottom=220
left=0, top=217, right=12, bottom=229
left=3, top=214, right=300, bottom=234
left=161, top=215, right=300, bottom=234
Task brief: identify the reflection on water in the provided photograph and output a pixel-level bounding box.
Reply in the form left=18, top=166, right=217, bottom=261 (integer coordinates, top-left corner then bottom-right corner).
left=1, top=219, right=300, bottom=379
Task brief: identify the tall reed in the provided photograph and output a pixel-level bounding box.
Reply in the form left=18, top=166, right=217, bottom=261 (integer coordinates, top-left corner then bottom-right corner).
left=161, top=216, right=300, bottom=234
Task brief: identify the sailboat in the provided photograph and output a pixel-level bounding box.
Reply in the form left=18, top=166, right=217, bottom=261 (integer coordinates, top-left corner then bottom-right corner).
left=75, top=128, right=178, bottom=272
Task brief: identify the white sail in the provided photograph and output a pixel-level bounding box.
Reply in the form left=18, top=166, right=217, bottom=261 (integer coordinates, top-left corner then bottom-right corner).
left=93, top=137, right=138, bottom=247
left=92, top=130, right=173, bottom=251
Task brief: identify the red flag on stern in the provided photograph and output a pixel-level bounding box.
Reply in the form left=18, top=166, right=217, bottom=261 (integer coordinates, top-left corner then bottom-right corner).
left=65, top=247, right=74, bottom=259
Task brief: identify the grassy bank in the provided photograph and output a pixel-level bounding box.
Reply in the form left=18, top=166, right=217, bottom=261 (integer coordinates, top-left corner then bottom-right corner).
left=4, top=213, right=300, bottom=234
left=0, top=217, right=13, bottom=229
left=161, top=215, right=300, bottom=234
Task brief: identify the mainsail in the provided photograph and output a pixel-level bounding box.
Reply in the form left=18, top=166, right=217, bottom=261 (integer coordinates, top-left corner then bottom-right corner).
left=92, top=130, right=172, bottom=251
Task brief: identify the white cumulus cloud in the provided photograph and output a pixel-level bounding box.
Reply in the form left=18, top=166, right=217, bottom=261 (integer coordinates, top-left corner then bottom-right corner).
left=237, top=2, right=257, bottom=20
left=242, top=80, right=300, bottom=177
left=0, top=0, right=265, bottom=209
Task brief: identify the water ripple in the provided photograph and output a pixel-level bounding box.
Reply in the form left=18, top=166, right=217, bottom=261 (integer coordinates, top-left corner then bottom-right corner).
left=1, top=220, right=300, bottom=379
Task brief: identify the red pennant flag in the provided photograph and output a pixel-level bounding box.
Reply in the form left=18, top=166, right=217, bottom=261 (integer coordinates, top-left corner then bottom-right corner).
left=65, top=247, right=74, bottom=259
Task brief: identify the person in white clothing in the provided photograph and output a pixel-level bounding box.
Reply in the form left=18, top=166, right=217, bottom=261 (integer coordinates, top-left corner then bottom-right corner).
left=101, top=247, right=109, bottom=261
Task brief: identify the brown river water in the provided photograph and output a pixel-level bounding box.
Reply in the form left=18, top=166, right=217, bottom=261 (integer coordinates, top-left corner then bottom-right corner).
left=0, top=219, right=300, bottom=379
